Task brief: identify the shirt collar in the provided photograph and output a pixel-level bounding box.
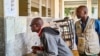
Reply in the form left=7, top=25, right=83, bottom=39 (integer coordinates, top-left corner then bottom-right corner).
left=38, top=27, right=44, bottom=37
left=80, top=16, right=89, bottom=24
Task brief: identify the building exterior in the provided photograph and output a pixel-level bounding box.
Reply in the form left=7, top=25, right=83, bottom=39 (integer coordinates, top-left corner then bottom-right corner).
left=0, top=0, right=100, bottom=56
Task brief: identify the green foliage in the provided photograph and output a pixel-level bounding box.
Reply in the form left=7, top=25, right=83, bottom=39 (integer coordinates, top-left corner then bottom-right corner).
left=64, top=8, right=74, bottom=16
left=92, top=7, right=94, bottom=14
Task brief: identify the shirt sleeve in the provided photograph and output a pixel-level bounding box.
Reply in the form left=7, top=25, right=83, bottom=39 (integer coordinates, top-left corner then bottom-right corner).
left=95, top=19, right=100, bottom=36
left=45, top=33, right=73, bottom=56
left=58, top=36, right=73, bottom=56
left=95, top=19, right=100, bottom=44
left=44, top=33, right=58, bottom=56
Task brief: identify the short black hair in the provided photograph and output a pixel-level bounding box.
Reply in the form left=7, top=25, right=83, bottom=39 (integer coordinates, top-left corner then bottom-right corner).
left=76, top=5, right=88, bottom=13
left=30, top=17, right=43, bottom=26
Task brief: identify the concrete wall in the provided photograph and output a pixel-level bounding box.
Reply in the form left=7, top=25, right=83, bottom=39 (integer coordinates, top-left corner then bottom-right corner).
left=5, top=17, right=25, bottom=56
left=0, top=17, right=5, bottom=56
left=0, top=0, right=3, bottom=17
left=0, top=0, right=5, bottom=56
left=6, top=17, right=41, bottom=56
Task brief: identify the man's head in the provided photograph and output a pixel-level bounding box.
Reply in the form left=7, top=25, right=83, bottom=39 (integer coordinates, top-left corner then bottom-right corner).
left=30, top=17, right=43, bottom=32
left=76, top=5, right=88, bottom=19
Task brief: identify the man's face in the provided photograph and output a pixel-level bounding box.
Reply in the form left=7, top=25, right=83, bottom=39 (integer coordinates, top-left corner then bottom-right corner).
left=76, top=8, right=85, bottom=19
left=30, top=20, right=43, bottom=32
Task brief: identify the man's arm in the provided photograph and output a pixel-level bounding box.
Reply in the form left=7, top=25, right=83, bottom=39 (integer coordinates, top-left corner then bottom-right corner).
left=45, top=33, right=73, bottom=56
left=44, top=33, right=58, bottom=56
left=95, top=19, right=100, bottom=36
left=75, top=24, right=78, bottom=45
left=95, top=19, right=100, bottom=44
left=58, top=36, right=73, bottom=56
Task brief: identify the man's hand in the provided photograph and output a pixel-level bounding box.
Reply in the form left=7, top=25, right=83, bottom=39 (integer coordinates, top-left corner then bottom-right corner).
left=31, top=46, right=44, bottom=54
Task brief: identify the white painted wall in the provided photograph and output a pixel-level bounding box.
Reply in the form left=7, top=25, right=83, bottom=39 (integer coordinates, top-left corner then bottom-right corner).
left=6, top=17, right=41, bottom=56
left=92, top=7, right=98, bottom=19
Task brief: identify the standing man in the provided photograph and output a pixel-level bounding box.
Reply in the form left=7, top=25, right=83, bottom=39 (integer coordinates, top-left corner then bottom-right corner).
left=30, top=17, right=73, bottom=56
left=75, top=5, right=100, bottom=56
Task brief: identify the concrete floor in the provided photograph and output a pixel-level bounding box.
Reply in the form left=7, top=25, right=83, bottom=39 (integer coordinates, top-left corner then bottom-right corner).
left=72, top=50, right=79, bottom=56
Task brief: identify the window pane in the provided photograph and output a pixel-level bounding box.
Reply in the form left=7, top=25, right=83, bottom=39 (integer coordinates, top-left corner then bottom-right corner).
left=19, top=0, right=28, bottom=16
left=31, top=0, right=39, bottom=16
